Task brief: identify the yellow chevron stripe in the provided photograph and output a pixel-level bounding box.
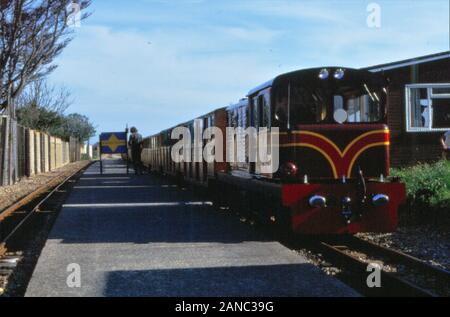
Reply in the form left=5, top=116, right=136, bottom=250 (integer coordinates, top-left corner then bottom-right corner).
left=342, top=129, right=389, bottom=157
left=294, top=131, right=343, bottom=157
left=280, top=142, right=338, bottom=178
left=290, top=129, right=388, bottom=157
left=346, top=142, right=390, bottom=177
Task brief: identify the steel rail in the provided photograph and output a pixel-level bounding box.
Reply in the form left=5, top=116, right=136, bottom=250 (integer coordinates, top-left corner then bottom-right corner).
left=317, top=237, right=446, bottom=297
left=348, top=236, right=450, bottom=283
left=0, top=173, right=75, bottom=222
left=0, top=162, right=92, bottom=256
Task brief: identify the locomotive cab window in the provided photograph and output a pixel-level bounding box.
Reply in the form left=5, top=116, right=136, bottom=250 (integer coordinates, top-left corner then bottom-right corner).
left=406, top=84, right=450, bottom=132
left=254, top=93, right=271, bottom=129
left=331, top=85, right=384, bottom=123
left=274, top=80, right=385, bottom=128
left=344, top=89, right=383, bottom=123
left=274, top=89, right=288, bottom=127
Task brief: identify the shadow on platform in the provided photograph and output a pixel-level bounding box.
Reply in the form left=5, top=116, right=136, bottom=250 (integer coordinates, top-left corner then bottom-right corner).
left=102, top=263, right=347, bottom=297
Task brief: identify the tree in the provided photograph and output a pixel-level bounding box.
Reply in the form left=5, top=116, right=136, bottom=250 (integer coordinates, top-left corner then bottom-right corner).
left=15, top=79, right=96, bottom=142
left=16, top=78, right=72, bottom=131
left=17, top=105, right=63, bottom=132
left=0, top=0, right=91, bottom=117
left=56, top=113, right=96, bottom=142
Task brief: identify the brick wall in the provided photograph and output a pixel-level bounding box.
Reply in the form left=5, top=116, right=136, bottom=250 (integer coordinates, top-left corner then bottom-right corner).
left=382, top=58, right=450, bottom=167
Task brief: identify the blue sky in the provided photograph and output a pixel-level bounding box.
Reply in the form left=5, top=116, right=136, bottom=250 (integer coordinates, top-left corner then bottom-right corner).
left=48, top=0, right=450, bottom=142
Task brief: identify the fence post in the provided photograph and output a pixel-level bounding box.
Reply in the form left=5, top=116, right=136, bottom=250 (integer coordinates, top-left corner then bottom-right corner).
left=35, top=131, right=41, bottom=174
left=43, top=134, right=49, bottom=173
left=0, top=117, right=6, bottom=185
left=27, top=129, right=35, bottom=176
left=10, top=119, right=18, bottom=184
left=17, top=125, right=26, bottom=179
left=50, top=135, right=55, bottom=171
left=2, top=117, right=10, bottom=186
left=66, top=142, right=70, bottom=164
left=56, top=138, right=62, bottom=168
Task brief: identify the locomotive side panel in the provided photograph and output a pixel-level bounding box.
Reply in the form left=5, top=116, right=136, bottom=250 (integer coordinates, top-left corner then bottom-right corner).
left=212, top=108, right=228, bottom=176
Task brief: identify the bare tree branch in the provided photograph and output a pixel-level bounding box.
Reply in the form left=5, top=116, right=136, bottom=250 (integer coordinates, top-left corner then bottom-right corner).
left=17, top=78, right=73, bottom=113
left=16, top=78, right=74, bottom=134
left=0, top=0, right=91, bottom=116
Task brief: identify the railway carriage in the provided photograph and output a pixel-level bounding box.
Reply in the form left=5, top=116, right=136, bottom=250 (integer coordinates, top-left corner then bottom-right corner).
left=141, top=108, right=228, bottom=186
left=139, top=67, right=406, bottom=235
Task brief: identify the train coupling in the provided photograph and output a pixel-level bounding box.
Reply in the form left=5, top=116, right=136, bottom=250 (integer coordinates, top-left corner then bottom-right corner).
left=341, top=196, right=353, bottom=224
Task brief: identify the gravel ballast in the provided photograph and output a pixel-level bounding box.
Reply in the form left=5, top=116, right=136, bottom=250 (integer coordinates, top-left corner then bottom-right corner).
left=0, top=161, right=91, bottom=211
left=357, top=225, right=450, bottom=270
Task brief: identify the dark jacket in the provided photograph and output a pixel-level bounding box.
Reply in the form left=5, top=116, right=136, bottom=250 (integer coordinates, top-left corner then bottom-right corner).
left=129, top=133, right=143, bottom=153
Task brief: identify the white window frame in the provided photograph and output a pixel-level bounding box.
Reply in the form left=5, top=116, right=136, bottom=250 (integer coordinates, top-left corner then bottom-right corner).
left=405, top=83, right=450, bottom=132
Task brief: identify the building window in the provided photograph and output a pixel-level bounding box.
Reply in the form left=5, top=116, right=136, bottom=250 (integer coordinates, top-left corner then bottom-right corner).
left=405, top=84, right=450, bottom=132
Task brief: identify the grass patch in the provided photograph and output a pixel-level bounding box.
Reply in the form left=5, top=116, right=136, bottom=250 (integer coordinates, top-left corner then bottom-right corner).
left=391, top=160, right=450, bottom=224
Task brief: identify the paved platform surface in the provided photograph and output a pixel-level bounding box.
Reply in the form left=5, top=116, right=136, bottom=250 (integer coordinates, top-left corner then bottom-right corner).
left=26, top=160, right=359, bottom=297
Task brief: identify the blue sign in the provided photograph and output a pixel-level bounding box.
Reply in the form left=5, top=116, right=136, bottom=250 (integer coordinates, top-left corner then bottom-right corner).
left=100, top=132, right=128, bottom=154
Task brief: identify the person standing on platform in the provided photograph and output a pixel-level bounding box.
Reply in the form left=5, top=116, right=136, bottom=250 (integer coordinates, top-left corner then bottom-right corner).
left=440, top=131, right=450, bottom=160
left=129, top=127, right=144, bottom=175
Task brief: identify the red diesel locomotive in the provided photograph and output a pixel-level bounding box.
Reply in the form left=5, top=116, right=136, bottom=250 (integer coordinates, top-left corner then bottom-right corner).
left=140, top=67, right=406, bottom=234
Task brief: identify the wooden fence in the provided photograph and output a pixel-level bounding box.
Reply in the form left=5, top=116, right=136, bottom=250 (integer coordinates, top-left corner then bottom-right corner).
left=0, top=115, right=82, bottom=186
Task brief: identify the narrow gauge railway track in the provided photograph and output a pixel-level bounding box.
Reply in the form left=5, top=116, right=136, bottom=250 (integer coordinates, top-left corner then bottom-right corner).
left=314, top=235, right=450, bottom=297
left=0, top=162, right=92, bottom=294
left=0, top=163, right=92, bottom=256
left=213, top=197, right=449, bottom=297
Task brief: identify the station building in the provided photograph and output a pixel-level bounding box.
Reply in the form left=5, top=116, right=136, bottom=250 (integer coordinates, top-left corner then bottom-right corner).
left=363, top=51, right=450, bottom=167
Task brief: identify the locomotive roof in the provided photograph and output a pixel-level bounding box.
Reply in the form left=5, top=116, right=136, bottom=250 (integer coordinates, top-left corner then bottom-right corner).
left=363, top=50, right=450, bottom=72
left=247, top=67, right=369, bottom=97
left=144, top=107, right=227, bottom=139
left=226, top=98, right=248, bottom=111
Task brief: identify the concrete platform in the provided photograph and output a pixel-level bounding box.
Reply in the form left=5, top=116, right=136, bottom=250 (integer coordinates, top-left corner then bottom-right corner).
left=26, top=160, right=359, bottom=297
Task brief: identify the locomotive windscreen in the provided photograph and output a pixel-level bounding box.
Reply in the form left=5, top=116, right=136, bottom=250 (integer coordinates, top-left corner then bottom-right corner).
left=273, top=69, right=387, bottom=128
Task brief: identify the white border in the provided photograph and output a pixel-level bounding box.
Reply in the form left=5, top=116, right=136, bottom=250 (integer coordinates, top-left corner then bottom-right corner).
left=405, top=83, right=450, bottom=132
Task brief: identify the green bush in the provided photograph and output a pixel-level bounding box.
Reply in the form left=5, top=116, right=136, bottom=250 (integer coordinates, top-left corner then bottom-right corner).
left=391, top=160, right=450, bottom=209
left=81, top=153, right=92, bottom=161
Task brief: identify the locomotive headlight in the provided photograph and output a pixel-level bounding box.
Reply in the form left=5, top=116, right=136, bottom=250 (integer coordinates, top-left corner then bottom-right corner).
left=334, top=69, right=345, bottom=80
left=309, top=195, right=327, bottom=208
left=281, top=162, right=298, bottom=178
left=372, top=194, right=390, bottom=206
left=318, top=69, right=329, bottom=80
left=342, top=196, right=352, bottom=205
